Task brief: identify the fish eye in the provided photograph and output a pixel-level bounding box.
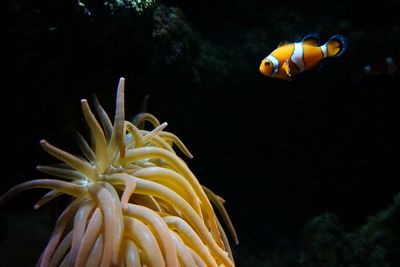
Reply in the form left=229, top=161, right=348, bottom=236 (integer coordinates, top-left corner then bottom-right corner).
left=264, top=61, right=271, bottom=66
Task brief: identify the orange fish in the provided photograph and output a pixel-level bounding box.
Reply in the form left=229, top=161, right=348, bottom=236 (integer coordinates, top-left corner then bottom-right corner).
left=259, top=33, right=347, bottom=80
left=363, top=56, right=399, bottom=76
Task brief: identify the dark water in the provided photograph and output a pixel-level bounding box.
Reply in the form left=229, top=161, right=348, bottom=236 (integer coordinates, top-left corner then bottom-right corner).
left=0, top=0, right=399, bottom=266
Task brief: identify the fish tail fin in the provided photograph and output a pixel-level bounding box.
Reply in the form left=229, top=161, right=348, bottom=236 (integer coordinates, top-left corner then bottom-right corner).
left=325, top=34, right=348, bottom=57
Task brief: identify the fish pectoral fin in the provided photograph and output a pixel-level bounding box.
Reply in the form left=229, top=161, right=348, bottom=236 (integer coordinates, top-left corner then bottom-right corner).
left=283, top=60, right=291, bottom=76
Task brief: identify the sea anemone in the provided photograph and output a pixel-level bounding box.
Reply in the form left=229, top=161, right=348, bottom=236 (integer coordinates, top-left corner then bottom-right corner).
left=0, top=78, right=237, bottom=267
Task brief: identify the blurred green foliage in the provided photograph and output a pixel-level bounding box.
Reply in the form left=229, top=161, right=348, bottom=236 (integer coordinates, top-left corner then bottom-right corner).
left=103, top=0, right=156, bottom=13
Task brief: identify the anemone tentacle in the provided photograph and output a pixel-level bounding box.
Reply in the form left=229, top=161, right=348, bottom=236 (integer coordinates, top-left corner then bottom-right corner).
left=0, top=78, right=237, bottom=267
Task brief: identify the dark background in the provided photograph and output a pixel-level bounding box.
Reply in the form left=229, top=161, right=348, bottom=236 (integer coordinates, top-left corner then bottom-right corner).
left=1, top=0, right=400, bottom=265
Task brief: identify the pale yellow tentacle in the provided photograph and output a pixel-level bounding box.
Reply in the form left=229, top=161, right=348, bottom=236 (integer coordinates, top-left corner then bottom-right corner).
left=203, top=185, right=238, bottom=245
left=122, top=147, right=219, bottom=244
left=132, top=112, right=160, bottom=128
left=124, top=217, right=165, bottom=267
left=81, top=99, right=108, bottom=173
left=49, top=231, right=73, bottom=267
left=39, top=197, right=85, bottom=267
left=108, top=77, right=125, bottom=160
left=105, top=173, right=136, bottom=210
left=40, top=140, right=97, bottom=181
left=70, top=199, right=96, bottom=266
left=37, top=165, right=86, bottom=181
left=170, top=231, right=197, bottom=267
left=0, top=179, right=86, bottom=206
left=85, top=234, right=104, bottom=267
left=75, top=208, right=103, bottom=267
left=164, top=215, right=218, bottom=267
left=132, top=167, right=201, bottom=216
left=159, top=131, right=194, bottom=159
left=125, top=203, right=178, bottom=267
left=188, top=246, right=207, bottom=267
left=88, top=183, right=117, bottom=267
left=133, top=177, right=232, bottom=267
left=122, top=239, right=141, bottom=267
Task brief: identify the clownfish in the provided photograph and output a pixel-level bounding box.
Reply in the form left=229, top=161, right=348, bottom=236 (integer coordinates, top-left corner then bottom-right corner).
left=259, top=33, right=347, bottom=80
left=363, top=56, right=399, bottom=76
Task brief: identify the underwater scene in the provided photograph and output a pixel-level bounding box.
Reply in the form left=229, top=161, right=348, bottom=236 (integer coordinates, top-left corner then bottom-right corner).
left=1, top=0, right=400, bottom=266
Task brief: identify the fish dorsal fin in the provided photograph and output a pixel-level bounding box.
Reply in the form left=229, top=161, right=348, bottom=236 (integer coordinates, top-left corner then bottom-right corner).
left=302, top=33, right=320, bottom=46
left=278, top=41, right=291, bottom=47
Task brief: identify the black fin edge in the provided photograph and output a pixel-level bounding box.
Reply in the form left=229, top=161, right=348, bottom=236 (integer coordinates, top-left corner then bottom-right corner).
left=302, top=33, right=321, bottom=45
